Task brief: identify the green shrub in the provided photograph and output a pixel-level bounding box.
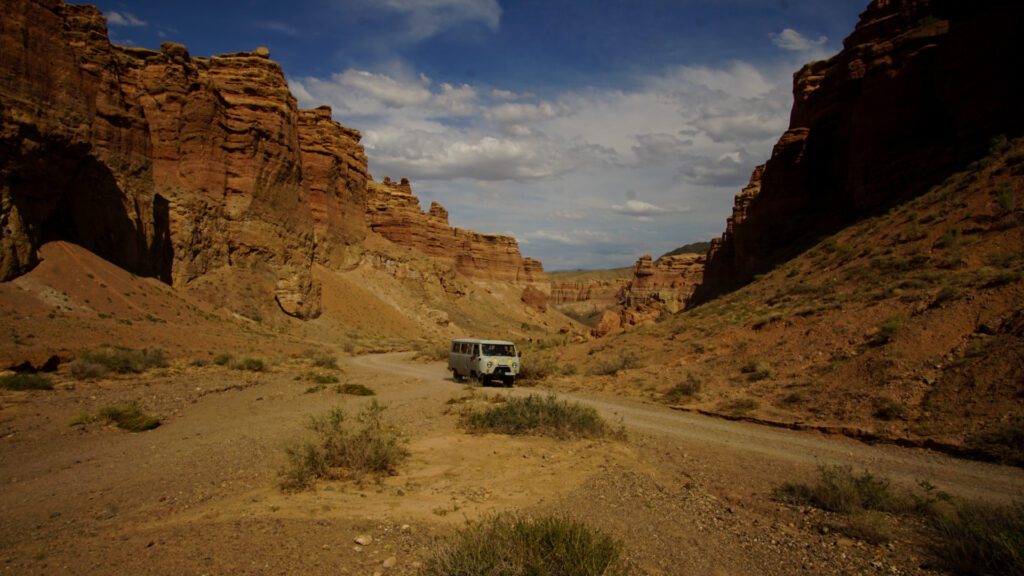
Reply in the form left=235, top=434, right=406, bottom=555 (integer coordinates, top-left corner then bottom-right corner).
left=336, top=383, right=375, bottom=396
left=930, top=500, right=1024, bottom=576
left=71, top=346, right=168, bottom=378
left=740, top=359, right=771, bottom=381
left=996, top=183, right=1016, bottom=215
left=518, top=358, right=557, bottom=382
left=279, top=401, right=407, bottom=491
left=421, top=514, right=628, bottom=576
left=230, top=357, right=265, bottom=372
left=302, top=372, right=339, bottom=384
left=663, top=373, right=702, bottom=403
left=461, top=394, right=617, bottom=440
left=97, top=404, right=161, bottom=432
left=213, top=353, right=233, bottom=366
left=775, top=465, right=905, bottom=514
left=0, top=373, right=54, bottom=390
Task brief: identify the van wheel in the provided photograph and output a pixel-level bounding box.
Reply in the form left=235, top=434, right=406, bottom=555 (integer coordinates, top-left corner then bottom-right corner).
left=503, top=377, right=514, bottom=388
left=452, top=369, right=463, bottom=382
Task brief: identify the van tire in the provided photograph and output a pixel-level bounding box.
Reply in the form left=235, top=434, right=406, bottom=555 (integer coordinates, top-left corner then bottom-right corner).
left=502, top=377, right=514, bottom=387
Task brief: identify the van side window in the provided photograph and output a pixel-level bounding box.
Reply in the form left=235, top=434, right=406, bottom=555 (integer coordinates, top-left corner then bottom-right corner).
left=473, top=344, right=480, bottom=356
left=451, top=343, right=458, bottom=353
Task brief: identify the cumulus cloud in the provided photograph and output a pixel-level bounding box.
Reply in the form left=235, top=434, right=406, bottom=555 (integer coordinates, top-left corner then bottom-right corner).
left=371, top=0, right=501, bottom=41
left=105, top=11, right=147, bottom=27
left=771, top=28, right=828, bottom=52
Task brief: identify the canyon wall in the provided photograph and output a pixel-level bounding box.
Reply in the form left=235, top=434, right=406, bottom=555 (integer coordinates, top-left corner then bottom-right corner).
left=365, top=177, right=548, bottom=286
left=694, top=0, right=1024, bottom=301
left=1, top=0, right=547, bottom=321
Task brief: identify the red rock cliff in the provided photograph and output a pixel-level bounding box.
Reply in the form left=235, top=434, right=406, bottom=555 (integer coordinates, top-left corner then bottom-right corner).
left=0, top=0, right=370, bottom=318
left=694, top=0, right=1024, bottom=302
left=365, top=178, right=547, bottom=285
left=594, top=253, right=704, bottom=336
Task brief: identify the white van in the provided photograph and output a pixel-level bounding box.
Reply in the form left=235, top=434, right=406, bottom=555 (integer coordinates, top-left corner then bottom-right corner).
left=448, top=338, right=520, bottom=386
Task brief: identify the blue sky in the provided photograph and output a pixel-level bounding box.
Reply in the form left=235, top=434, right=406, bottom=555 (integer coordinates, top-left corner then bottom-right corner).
left=97, top=0, right=866, bottom=270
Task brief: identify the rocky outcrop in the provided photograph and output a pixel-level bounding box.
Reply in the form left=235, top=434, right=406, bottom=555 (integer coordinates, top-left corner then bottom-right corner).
left=365, top=178, right=547, bottom=285
left=550, top=279, right=627, bottom=305
left=594, top=253, right=704, bottom=336
left=694, top=0, right=1024, bottom=301
left=0, top=0, right=371, bottom=319
left=0, top=1, right=166, bottom=282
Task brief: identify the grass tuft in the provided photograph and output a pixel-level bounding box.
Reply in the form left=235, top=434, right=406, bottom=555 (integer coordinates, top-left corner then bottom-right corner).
left=929, top=500, right=1024, bottom=576
left=775, top=465, right=905, bottom=515
left=336, top=383, right=375, bottom=396
left=279, top=401, right=407, bottom=491
left=0, top=373, right=54, bottom=391
left=421, top=514, right=628, bottom=576
left=70, top=346, right=167, bottom=379
left=461, top=394, right=618, bottom=440
left=663, top=373, right=702, bottom=403
left=588, top=352, right=642, bottom=376
left=95, top=404, right=161, bottom=432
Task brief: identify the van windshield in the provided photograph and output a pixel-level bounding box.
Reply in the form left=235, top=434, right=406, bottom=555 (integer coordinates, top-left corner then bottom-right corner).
left=482, top=344, right=515, bottom=357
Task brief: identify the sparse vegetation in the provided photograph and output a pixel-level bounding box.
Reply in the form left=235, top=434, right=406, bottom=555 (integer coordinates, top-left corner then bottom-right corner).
left=421, top=514, right=628, bottom=576
left=929, top=500, right=1024, bottom=576
left=336, top=383, right=375, bottom=396
left=867, top=315, right=904, bottom=347
left=69, top=345, right=168, bottom=379
left=0, top=373, right=54, bottom=391
left=740, top=359, right=771, bottom=381
left=279, top=401, right=408, bottom=491
left=230, top=356, right=266, bottom=372
left=588, top=351, right=641, bottom=376
left=74, top=404, right=161, bottom=432
left=663, top=373, right=702, bottom=403
left=300, top=372, right=339, bottom=384
left=774, top=465, right=906, bottom=515
left=874, top=399, right=908, bottom=421
left=461, top=394, right=618, bottom=440
left=719, top=397, right=758, bottom=415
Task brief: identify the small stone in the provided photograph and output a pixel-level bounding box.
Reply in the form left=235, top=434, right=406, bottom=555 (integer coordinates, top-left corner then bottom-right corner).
left=382, top=556, right=397, bottom=568
left=400, top=524, right=411, bottom=532
left=354, top=535, right=372, bottom=546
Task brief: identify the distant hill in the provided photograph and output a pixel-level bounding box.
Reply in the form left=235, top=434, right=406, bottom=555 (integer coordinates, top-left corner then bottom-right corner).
left=659, top=242, right=711, bottom=259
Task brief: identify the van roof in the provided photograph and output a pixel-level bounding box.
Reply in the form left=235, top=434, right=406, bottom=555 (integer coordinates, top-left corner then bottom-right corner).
left=451, top=338, right=516, bottom=346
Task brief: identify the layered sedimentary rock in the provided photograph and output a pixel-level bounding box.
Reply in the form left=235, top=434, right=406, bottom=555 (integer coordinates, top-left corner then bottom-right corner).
left=594, top=253, right=704, bottom=336
left=551, top=281, right=614, bottom=305
left=0, top=0, right=370, bottom=318
left=365, top=178, right=547, bottom=285
left=0, top=1, right=165, bottom=282
left=694, top=0, right=1024, bottom=301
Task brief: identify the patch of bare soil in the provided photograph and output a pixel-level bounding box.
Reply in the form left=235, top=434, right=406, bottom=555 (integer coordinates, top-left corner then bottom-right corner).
left=5, top=352, right=1020, bottom=574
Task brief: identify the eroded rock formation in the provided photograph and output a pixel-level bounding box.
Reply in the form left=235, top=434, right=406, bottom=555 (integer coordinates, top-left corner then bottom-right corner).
left=694, top=0, right=1024, bottom=301
left=0, top=0, right=375, bottom=318
left=2, top=0, right=551, bottom=322
left=594, top=253, right=704, bottom=336
left=365, top=178, right=548, bottom=285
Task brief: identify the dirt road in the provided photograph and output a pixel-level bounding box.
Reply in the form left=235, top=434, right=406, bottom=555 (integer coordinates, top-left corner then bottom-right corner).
left=2, top=351, right=1022, bottom=575
left=354, top=353, right=1024, bottom=503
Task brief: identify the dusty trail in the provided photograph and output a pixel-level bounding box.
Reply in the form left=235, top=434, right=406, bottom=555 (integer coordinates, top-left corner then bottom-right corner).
left=353, top=352, right=1024, bottom=503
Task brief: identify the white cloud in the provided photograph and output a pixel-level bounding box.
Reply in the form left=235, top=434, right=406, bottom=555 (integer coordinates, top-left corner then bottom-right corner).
left=105, top=11, right=147, bottom=27
left=333, top=69, right=433, bottom=109
left=490, top=88, right=521, bottom=100
left=372, top=0, right=501, bottom=41
left=771, top=28, right=828, bottom=52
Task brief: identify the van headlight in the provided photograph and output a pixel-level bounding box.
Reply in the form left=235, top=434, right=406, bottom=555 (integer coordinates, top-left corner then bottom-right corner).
left=486, top=361, right=493, bottom=369
left=512, top=362, right=518, bottom=369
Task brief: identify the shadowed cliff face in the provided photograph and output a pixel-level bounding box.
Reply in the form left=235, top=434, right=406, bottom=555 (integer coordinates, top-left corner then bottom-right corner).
left=693, top=0, right=1024, bottom=303
left=0, top=0, right=369, bottom=319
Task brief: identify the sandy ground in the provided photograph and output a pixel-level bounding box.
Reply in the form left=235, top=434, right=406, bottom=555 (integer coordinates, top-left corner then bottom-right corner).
left=2, top=352, right=1023, bottom=575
